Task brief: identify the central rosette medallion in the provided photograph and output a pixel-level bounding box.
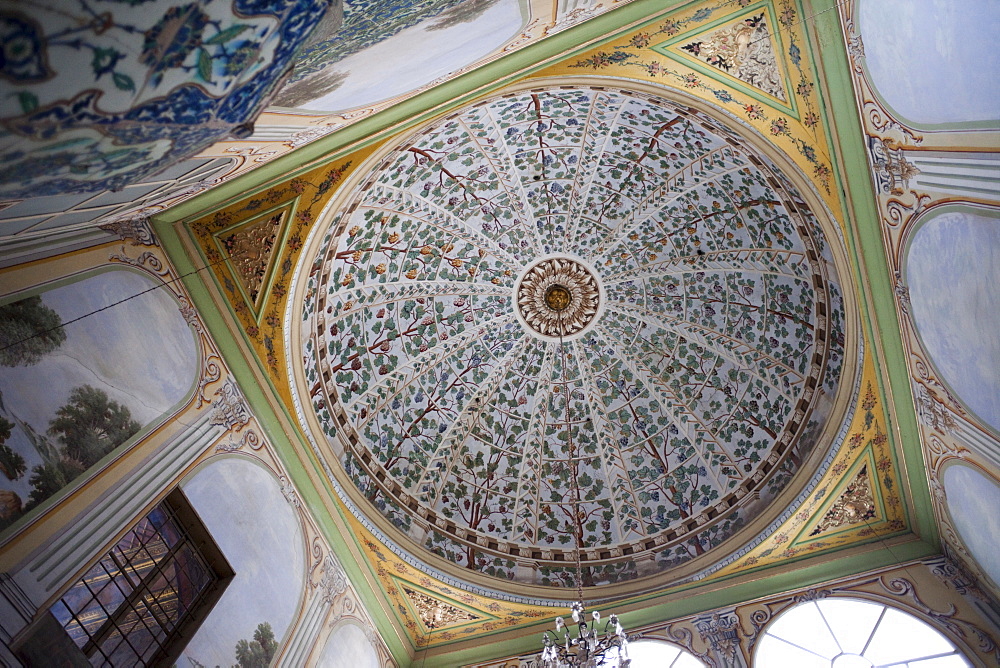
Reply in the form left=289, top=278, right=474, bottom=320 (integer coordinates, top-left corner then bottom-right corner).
left=515, top=256, right=602, bottom=339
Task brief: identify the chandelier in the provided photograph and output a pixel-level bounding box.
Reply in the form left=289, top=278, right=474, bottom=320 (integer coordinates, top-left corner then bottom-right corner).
left=541, top=601, right=631, bottom=667
left=539, top=284, right=631, bottom=668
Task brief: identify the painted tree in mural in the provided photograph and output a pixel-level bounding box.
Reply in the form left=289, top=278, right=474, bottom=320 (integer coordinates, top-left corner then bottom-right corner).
left=0, top=416, right=25, bottom=481
left=427, top=0, right=501, bottom=30
left=0, top=296, right=66, bottom=367
left=273, top=68, right=349, bottom=107
left=48, top=385, right=141, bottom=469
left=25, top=461, right=86, bottom=511
left=25, top=385, right=140, bottom=510
left=288, top=0, right=498, bottom=86
left=234, top=622, right=278, bottom=668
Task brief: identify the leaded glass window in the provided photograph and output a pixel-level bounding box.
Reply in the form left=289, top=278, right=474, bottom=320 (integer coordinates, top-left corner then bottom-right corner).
left=43, top=490, right=232, bottom=667
left=755, top=597, right=972, bottom=668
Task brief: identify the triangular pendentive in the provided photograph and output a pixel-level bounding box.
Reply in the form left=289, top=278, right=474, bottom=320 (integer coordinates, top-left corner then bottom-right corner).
left=214, top=208, right=287, bottom=313
left=679, top=12, right=786, bottom=101
left=402, top=586, right=483, bottom=631
left=651, top=6, right=794, bottom=111
left=809, top=464, right=877, bottom=537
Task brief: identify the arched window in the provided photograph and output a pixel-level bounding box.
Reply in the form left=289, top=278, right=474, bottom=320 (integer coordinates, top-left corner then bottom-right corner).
left=18, top=489, right=233, bottom=667
left=755, top=597, right=971, bottom=667
left=631, top=640, right=706, bottom=667
left=601, top=639, right=706, bottom=667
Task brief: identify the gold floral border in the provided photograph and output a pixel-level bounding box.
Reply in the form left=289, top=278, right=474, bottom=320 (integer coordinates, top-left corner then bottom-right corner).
left=186, top=145, right=382, bottom=402
left=537, top=0, right=842, bottom=216
left=713, top=353, right=906, bottom=577
left=348, top=513, right=550, bottom=648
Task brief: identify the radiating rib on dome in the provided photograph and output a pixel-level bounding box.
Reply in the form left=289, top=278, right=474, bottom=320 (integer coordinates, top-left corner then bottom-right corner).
left=378, top=123, right=539, bottom=261
left=364, top=183, right=524, bottom=270
left=571, top=336, right=652, bottom=542
left=575, top=107, right=745, bottom=262
left=507, top=342, right=557, bottom=545
left=490, top=90, right=603, bottom=255
left=588, top=323, right=746, bottom=500
left=360, top=323, right=524, bottom=488
left=536, top=350, right=622, bottom=549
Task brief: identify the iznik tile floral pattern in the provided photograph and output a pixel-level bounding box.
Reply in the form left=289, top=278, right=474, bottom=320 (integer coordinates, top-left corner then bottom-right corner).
left=0, top=0, right=330, bottom=198
left=298, top=86, right=847, bottom=586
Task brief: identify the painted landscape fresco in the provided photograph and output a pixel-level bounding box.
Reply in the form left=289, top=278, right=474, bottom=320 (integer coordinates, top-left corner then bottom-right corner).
left=0, top=270, right=197, bottom=532
left=906, top=208, right=1000, bottom=432
left=275, top=0, right=524, bottom=111
left=179, top=459, right=304, bottom=668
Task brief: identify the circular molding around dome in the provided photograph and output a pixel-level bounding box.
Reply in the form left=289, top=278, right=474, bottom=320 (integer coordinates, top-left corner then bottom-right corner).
left=289, top=79, right=856, bottom=595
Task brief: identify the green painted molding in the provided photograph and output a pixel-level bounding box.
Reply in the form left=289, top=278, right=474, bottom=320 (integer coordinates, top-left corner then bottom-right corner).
left=159, top=0, right=694, bottom=223
left=807, top=0, right=937, bottom=545
left=421, top=540, right=937, bottom=667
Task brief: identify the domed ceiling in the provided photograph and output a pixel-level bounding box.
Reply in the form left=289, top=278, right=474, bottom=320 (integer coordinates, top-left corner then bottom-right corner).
left=295, top=84, right=849, bottom=590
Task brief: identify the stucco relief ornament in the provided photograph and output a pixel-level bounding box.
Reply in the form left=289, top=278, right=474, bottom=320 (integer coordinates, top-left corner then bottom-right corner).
left=214, top=429, right=261, bottom=453
left=695, top=611, right=743, bottom=666
left=209, top=378, right=251, bottom=432
left=545, top=6, right=602, bottom=36
left=516, top=257, right=600, bottom=338
left=893, top=271, right=910, bottom=314
left=286, top=124, right=340, bottom=148
left=868, top=137, right=920, bottom=195
left=98, top=216, right=157, bottom=246
left=175, top=294, right=205, bottom=332
left=914, top=384, right=957, bottom=434
left=846, top=20, right=865, bottom=62
left=319, top=554, right=347, bottom=604
left=279, top=475, right=301, bottom=509
left=930, top=556, right=988, bottom=600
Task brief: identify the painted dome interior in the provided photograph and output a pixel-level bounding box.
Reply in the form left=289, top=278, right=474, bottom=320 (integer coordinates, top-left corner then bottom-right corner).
left=2, top=0, right=997, bottom=663
left=297, top=85, right=848, bottom=589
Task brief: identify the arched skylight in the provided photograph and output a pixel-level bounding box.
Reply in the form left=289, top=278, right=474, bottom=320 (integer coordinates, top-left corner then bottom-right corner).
left=603, top=639, right=706, bottom=667
left=755, top=597, right=972, bottom=667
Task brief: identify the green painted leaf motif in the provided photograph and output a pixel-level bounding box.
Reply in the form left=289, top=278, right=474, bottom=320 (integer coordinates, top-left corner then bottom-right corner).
left=197, top=48, right=213, bottom=82
left=17, top=91, right=38, bottom=114
left=112, top=72, right=135, bottom=92
left=206, top=24, right=251, bottom=46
